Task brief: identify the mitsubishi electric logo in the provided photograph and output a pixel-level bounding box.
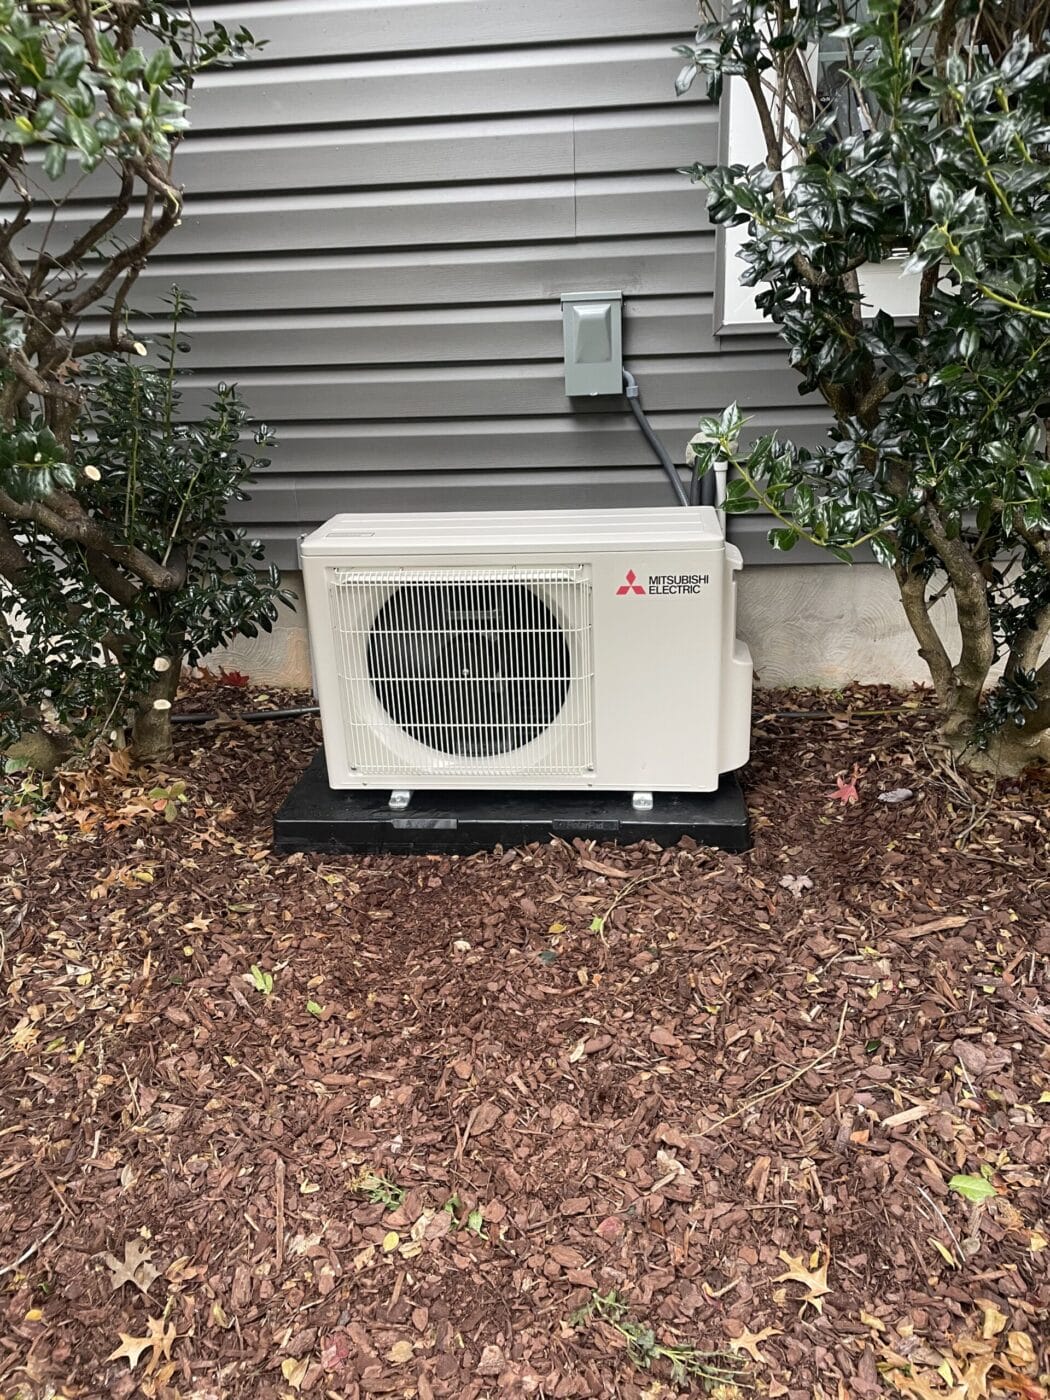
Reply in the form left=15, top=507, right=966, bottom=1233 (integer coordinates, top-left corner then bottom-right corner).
left=616, top=569, right=710, bottom=596
left=616, top=569, right=646, bottom=596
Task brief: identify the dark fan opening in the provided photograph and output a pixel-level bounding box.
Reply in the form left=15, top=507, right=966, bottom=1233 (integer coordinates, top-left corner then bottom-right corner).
left=367, top=581, right=571, bottom=757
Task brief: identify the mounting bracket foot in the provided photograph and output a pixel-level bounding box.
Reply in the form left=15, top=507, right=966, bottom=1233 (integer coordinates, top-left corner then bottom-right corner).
left=631, top=792, right=654, bottom=812
left=388, top=790, right=412, bottom=811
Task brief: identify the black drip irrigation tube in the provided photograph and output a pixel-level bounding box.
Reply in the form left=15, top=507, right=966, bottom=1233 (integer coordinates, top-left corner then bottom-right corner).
left=172, top=705, right=319, bottom=725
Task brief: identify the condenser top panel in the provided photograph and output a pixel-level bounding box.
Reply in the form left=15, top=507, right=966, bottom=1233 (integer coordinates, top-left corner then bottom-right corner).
left=300, top=507, right=726, bottom=558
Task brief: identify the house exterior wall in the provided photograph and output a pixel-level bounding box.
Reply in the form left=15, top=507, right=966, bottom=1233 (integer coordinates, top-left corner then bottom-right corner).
left=166, top=0, right=920, bottom=685
left=150, top=0, right=827, bottom=564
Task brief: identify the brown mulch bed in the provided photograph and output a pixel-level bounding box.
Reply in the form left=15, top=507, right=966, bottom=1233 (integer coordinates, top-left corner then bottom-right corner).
left=1, top=685, right=1048, bottom=1400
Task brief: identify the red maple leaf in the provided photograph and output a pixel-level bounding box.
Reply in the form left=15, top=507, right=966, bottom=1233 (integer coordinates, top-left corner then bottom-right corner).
left=218, top=667, right=250, bottom=688
left=321, top=1332, right=351, bottom=1372
left=828, top=765, right=860, bottom=805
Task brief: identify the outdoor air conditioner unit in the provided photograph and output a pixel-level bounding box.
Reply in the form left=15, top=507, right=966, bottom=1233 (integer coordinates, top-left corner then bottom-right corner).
left=300, top=507, right=752, bottom=797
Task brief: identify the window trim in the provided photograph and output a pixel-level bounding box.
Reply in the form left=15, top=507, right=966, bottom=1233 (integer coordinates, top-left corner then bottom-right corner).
left=713, top=74, right=922, bottom=337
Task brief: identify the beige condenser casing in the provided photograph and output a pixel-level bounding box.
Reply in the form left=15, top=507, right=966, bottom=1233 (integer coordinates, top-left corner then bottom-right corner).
left=299, top=507, right=752, bottom=793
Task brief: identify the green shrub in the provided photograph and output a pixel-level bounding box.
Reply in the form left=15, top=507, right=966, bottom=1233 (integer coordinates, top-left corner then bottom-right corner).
left=1, top=296, right=292, bottom=762
left=0, top=1, right=272, bottom=762
left=678, top=0, right=1050, bottom=773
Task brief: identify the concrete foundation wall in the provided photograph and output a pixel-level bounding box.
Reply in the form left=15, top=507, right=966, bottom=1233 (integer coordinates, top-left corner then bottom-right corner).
left=207, top=564, right=952, bottom=693
left=738, top=564, right=957, bottom=688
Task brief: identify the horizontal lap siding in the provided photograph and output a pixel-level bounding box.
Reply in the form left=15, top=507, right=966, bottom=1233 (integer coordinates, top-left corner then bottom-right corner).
left=178, top=356, right=800, bottom=421
left=125, top=1, right=803, bottom=564
left=193, top=2, right=710, bottom=60
left=134, top=237, right=715, bottom=311
left=51, top=175, right=703, bottom=256
left=188, top=42, right=700, bottom=130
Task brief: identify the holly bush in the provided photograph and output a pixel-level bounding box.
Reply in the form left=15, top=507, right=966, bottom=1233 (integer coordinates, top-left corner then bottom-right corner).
left=677, top=0, right=1050, bottom=773
left=0, top=2, right=278, bottom=762
left=1, top=295, right=292, bottom=762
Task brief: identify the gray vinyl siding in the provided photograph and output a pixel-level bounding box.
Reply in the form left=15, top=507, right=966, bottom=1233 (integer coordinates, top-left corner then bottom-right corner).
left=135, top=0, right=810, bottom=566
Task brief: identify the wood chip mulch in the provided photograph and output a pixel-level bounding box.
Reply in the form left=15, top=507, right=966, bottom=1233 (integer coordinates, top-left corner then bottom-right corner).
left=1, top=684, right=1048, bottom=1400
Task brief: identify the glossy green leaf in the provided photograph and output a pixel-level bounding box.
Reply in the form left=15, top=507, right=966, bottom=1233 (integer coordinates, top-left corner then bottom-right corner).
left=948, top=1174, right=997, bottom=1203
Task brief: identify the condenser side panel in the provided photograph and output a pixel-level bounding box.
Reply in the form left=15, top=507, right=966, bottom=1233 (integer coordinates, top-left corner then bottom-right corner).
left=589, top=548, right=724, bottom=791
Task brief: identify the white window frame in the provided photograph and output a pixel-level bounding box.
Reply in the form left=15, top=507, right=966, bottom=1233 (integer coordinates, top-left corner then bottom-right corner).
left=714, top=72, right=921, bottom=335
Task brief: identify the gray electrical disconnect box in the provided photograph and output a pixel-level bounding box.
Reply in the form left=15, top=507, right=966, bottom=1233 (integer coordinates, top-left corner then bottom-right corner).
left=561, top=291, right=623, bottom=397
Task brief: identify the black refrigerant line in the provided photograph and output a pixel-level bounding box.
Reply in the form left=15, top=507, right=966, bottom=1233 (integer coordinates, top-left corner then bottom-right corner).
left=621, top=367, right=713, bottom=508
left=621, top=366, right=689, bottom=507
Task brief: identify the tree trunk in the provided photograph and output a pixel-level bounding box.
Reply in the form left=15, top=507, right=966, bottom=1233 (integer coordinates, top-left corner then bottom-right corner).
left=3, top=728, right=72, bottom=775
left=890, top=562, right=1050, bottom=775
left=130, top=656, right=181, bottom=764
left=944, top=723, right=1050, bottom=776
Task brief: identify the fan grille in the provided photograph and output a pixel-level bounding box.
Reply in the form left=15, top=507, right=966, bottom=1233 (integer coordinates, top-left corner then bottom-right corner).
left=331, top=567, right=594, bottom=777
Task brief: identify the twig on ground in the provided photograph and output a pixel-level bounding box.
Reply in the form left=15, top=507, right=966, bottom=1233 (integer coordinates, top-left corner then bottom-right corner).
left=41, top=1171, right=75, bottom=1220
left=590, top=874, right=662, bottom=935
left=703, top=1003, right=849, bottom=1133
left=955, top=1052, right=980, bottom=1101
left=0, top=1218, right=62, bottom=1279
left=914, top=1183, right=966, bottom=1267
left=274, top=1157, right=286, bottom=1273
left=922, top=742, right=1000, bottom=848
left=455, top=1103, right=481, bottom=1163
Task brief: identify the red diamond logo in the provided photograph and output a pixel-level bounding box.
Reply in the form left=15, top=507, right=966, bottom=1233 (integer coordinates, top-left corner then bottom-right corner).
left=616, top=569, right=646, bottom=596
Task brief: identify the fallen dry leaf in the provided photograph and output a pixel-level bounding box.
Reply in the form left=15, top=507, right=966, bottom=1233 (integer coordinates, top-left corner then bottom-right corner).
left=775, top=1250, right=831, bottom=1314
left=1005, top=1333, right=1035, bottom=1369
left=828, top=767, right=860, bottom=804
left=886, top=1371, right=967, bottom=1400
left=976, top=1298, right=1008, bottom=1340
left=885, top=1315, right=1045, bottom=1400
left=106, top=1333, right=154, bottom=1371
left=106, top=1316, right=174, bottom=1374
left=281, top=1355, right=309, bottom=1389
left=728, top=1325, right=782, bottom=1364
left=958, top=1350, right=997, bottom=1398
left=352, top=1243, right=376, bottom=1272
left=655, top=1148, right=688, bottom=1179
left=992, top=1377, right=1046, bottom=1400
left=102, top=1238, right=159, bottom=1295
left=321, top=1332, right=352, bottom=1372
left=779, top=872, right=814, bottom=896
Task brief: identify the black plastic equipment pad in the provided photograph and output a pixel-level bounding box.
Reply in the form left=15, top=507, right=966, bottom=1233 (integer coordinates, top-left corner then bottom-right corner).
left=274, top=751, right=749, bottom=854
